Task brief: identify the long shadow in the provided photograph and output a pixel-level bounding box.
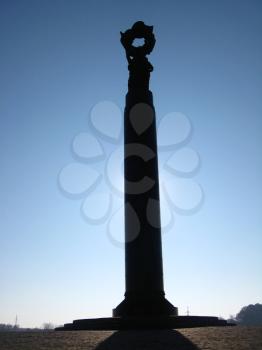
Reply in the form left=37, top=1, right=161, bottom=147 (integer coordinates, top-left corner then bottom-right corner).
left=95, top=329, right=200, bottom=350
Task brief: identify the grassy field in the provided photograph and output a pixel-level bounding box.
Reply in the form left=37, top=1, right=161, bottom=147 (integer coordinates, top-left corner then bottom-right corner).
left=0, top=326, right=261, bottom=350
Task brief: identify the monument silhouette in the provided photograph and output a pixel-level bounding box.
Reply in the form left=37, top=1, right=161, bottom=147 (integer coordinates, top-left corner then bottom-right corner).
left=113, top=21, right=177, bottom=318
left=56, top=22, right=231, bottom=330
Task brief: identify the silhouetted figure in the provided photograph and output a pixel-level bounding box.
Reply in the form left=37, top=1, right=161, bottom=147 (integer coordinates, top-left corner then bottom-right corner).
left=127, top=54, right=153, bottom=91
left=121, top=21, right=154, bottom=91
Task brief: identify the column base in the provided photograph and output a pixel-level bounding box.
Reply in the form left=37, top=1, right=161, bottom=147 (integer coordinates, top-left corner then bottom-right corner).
left=113, top=293, right=178, bottom=317
left=55, top=316, right=234, bottom=331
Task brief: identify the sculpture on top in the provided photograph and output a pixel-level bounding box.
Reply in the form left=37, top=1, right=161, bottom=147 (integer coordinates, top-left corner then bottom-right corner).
left=120, top=21, right=155, bottom=91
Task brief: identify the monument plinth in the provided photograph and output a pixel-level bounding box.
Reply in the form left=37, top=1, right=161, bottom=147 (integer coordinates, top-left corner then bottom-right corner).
left=56, top=22, right=233, bottom=330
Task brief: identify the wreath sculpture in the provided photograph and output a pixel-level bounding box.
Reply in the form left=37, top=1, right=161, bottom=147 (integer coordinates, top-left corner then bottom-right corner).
left=120, top=21, right=156, bottom=59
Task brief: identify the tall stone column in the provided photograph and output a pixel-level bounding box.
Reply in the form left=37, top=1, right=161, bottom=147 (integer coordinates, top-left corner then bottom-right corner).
left=113, top=21, right=177, bottom=317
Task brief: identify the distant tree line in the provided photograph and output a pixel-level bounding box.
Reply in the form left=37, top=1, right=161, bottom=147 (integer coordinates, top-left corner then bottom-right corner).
left=0, top=322, right=55, bottom=332
left=0, top=324, right=20, bottom=332
left=228, top=303, right=262, bottom=326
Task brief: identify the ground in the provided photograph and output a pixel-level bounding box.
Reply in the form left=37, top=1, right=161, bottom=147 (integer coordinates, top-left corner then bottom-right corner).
left=0, top=326, right=261, bottom=350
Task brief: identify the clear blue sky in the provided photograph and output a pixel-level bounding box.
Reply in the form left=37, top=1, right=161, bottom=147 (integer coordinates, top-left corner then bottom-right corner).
left=0, top=0, right=261, bottom=327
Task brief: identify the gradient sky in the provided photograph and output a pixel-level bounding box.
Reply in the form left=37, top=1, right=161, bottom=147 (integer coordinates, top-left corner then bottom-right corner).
left=0, top=0, right=261, bottom=328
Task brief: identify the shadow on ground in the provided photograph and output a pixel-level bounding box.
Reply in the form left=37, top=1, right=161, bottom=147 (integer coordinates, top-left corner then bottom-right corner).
left=95, top=330, right=200, bottom=350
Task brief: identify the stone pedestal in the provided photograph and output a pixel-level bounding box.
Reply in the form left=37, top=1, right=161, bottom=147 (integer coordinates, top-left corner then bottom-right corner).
left=56, top=316, right=233, bottom=331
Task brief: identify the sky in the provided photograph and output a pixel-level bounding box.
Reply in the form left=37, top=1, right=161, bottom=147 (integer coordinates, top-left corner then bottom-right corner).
left=0, top=0, right=261, bottom=328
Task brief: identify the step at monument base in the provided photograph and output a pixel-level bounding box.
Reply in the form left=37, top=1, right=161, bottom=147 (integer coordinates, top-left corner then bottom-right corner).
left=55, top=316, right=234, bottom=331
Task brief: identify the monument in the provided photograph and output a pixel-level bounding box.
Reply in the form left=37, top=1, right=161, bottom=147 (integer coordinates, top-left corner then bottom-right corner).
left=56, top=22, right=231, bottom=330
left=113, top=21, right=177, bottom=318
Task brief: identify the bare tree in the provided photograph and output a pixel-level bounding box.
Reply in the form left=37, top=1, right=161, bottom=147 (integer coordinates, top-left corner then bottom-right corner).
left=42, top=322, right=54, bottom=330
